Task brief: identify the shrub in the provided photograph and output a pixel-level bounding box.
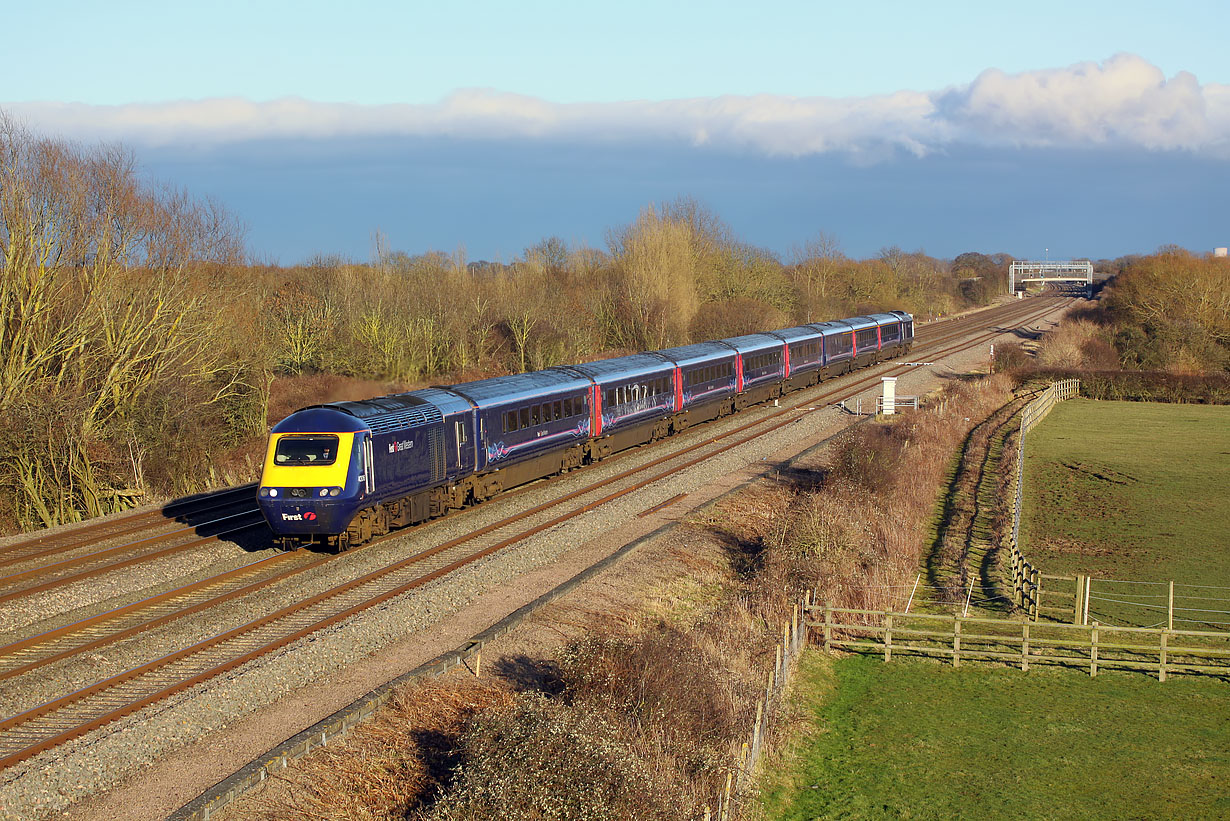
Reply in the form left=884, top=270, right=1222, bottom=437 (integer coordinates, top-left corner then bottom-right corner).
left=419, top=696, right=681, bottom=821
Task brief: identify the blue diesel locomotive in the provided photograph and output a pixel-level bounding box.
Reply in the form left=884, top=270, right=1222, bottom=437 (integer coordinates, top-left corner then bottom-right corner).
left=257, top=312, right=914, bottom=550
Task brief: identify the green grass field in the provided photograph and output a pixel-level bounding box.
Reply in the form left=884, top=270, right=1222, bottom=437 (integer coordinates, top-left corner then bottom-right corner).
left=760, top=652, right=1230, bottom=821
left=1020, top=399, right=1230, bottom=589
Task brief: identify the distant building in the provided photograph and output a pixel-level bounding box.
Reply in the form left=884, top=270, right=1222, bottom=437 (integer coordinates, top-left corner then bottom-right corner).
left=1215, top=247, right=1228, bottom=257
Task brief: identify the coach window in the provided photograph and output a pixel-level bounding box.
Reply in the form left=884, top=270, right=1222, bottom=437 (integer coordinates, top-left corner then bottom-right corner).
left=519, top=407, right=530, bottom=429
left=504, top=410, right=516, bottom=433
left=563, top=398, right=573, bottom=417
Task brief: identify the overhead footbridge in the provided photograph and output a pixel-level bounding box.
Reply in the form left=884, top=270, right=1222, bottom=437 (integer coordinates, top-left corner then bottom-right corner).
left=1009, top=260, right=1093, bottom=294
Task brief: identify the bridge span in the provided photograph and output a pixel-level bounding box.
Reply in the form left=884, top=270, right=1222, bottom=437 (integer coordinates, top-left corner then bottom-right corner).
left=1009, top=260, right=1093, bottom=293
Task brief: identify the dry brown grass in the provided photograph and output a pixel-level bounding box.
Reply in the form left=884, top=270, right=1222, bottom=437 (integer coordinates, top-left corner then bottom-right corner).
left=238, top=681, right=512, bottom=821
left=766, top=375, right=1016, bottom=614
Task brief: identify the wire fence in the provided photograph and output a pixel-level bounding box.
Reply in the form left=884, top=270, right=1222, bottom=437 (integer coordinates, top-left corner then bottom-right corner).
left=1084, top=578, right=1230, bottom=630
left=706, top=590, right=809, bottom=821
left=1009, top=380, right=1230, bottom=634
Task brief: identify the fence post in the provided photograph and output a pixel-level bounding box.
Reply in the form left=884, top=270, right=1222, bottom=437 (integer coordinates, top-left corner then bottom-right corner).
left=1030, top=570, right=1040, bottom=620
left=1073, top=575, right=1085, bottom=624
left=953, top=618, right=962, bottom=668
left=1159, top=631, right=1168, bottom=683
left=1168, top=581, right=1174, bottom=631
left=884, top=613, right=893, bottom=663
left=824, top=604, right=832, bottom=652
left=1021, top=623, right=1030, bottom=672
left=1013, top=552, right=1022, bottom=605
left=751, top=700, right=764, bottom=760
left=1090, top=621, right=1099, bottom=677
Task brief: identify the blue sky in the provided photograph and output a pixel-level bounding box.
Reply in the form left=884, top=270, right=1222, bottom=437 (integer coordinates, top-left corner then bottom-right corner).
left=4, top=1, right=1229, bottom=263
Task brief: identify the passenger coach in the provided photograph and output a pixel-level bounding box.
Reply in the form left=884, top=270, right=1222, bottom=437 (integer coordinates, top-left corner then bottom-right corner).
left=257, top=312, right=914, bottom=550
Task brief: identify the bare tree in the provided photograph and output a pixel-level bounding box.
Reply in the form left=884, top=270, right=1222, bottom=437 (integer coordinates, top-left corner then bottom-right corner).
left=791, top=231, right=843, bottom=322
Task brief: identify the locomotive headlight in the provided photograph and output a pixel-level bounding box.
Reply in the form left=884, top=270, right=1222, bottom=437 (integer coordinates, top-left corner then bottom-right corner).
left=268, top=488, right=278, bottom=497
left=329, top=487, right=341, bottom=497
left=259, top=487, right=269, bottom=497
left=319, top=488, right=329, bottom=497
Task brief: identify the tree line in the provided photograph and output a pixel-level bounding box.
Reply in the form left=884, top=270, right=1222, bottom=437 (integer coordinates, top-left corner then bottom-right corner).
left=1025, top=248, right=1229, bottom=376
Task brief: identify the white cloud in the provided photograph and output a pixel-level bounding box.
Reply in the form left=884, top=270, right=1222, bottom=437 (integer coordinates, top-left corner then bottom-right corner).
left=6, top=55, right=1228, bottom=158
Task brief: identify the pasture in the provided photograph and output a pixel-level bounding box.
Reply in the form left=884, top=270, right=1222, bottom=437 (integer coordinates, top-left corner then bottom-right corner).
left=1019, top=399, right=1230, bottom=587
left=759, top=652, right=1230, bottom=820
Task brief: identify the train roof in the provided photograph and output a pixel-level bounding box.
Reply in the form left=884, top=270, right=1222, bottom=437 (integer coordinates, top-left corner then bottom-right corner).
left=809, top=320, right=854, bottom=335
left=446, top=368, right=591, bottom=407
left=842, top=316, right=880, bottom=331
left=651, top=341, right=737, bottom=368
left=273, top=406, right=372, bottom=435
left=768, top=326, right=823, bottom=343
left=866, top=312, right=903, bottom=324
left=408, top=387, right=474, bottom=417
left=555, top=353, right=673, bottom=384
left=313, top=393, right=444, bottom=435
left=718, top=332, right=784, bottom=354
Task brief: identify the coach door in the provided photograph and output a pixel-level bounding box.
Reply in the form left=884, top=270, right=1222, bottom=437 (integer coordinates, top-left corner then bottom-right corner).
left=358, top=433, right=375, bottom=495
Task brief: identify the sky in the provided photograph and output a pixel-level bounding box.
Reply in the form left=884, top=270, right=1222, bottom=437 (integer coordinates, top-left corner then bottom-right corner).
left=3, top=1, right=1228, bottom=263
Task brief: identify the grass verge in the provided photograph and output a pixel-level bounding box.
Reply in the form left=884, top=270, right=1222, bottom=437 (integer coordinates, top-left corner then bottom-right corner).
left=1020, top=399, right=1230, bottom=586
left=760, top=652, right=1230, bottom=821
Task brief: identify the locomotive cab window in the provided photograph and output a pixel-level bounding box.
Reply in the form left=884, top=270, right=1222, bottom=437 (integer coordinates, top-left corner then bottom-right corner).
left=274, top=435, right=340, bottom=465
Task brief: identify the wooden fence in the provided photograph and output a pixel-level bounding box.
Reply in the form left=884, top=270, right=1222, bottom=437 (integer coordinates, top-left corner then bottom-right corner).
left=809, top=604, right=1230, bottom=682
left=1008, top=379, right=1080, bottom=616
left=706, top=591, right=810, bottom=821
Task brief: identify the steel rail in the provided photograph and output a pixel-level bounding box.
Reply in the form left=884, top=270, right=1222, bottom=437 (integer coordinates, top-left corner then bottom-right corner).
left=0, top=298, right=1059, bottom=676
left=0, top=297, right=1066, bottom=771
left=0, top=498, right=262, bottom=574
left=0, top=298, right=1033, bottom=584
left=0, top=484, right=258, bottom=559
left=0, top=297, right=1041, bottom=603
left=0, top=550, right=326, bottom=682
left=0, top=513, right=268, bottom=606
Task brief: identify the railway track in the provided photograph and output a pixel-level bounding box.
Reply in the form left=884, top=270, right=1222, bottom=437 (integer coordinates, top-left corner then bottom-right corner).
left=0, top=297, right=1065, bottom=772
left=0, top=297, right=1045, bottom=604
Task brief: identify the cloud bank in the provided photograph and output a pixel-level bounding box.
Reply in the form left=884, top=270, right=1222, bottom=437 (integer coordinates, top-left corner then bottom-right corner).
left=7, top=54, right=1228, bottom=158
